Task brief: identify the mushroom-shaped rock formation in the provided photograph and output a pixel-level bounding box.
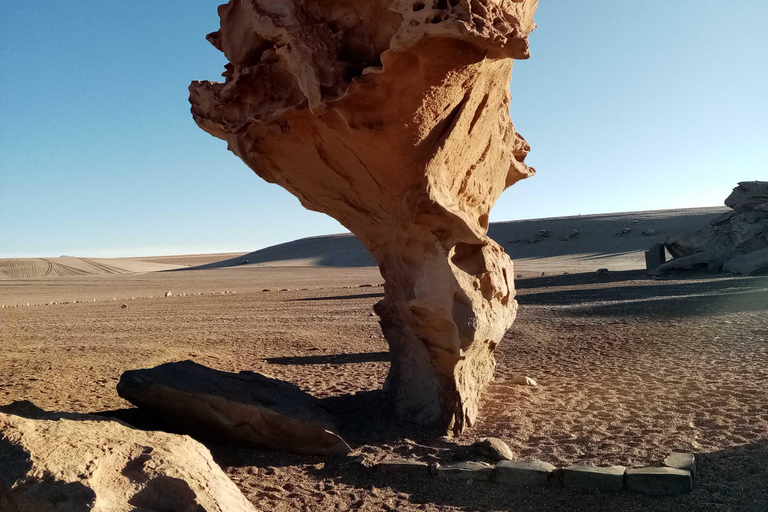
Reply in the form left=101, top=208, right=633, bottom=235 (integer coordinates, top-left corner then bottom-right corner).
left=190, top=0, right=539, bottom=433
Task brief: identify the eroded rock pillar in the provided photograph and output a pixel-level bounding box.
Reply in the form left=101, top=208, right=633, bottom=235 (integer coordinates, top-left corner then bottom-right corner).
left=190, top=0, right=539, bottom=433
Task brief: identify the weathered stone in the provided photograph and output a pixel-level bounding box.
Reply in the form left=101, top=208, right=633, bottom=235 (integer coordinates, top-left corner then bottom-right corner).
left=663, top=452, right=697, bottom=478
left=725, top=181, right=768, bottom=213
left=470, top=437, right=515, bottom=461
left=651, top=251, right=712, bottom=275
left=562, top=462, right=626, bottom=492
left=511, top=375, right=538, bottom=386
left=661, top=182, right=768, bottom=275
left=495, top=460, right=555, bottom=487
left=437, top=461, right=494, bottom=481
left=189, top=0, right=538, bottom=434
left=626, top=467, right=693, bottom=496
left=645, top=243, right=666, bottom=270
left=117, top=360, right=351, bottom=456
left=722, top=247, right=768, bottom=276
left=0, top=401, right=256, bottom=512
left=375, top=459, right=430, bottom=477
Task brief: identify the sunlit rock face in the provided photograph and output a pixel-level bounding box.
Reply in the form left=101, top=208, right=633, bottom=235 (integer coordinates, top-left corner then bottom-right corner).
left=190, top=0, right=538, bottom=434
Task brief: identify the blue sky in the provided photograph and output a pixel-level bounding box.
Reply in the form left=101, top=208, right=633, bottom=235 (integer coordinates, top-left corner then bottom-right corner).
left=1, top=0, right=766, bottom=258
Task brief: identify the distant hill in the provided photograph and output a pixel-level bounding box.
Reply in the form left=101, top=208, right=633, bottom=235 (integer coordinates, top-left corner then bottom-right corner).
left=185, top=207, right=728, bottom=273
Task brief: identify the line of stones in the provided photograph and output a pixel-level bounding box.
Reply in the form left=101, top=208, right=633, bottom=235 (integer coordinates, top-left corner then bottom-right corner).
left=376, top=452, right=695, bottom=496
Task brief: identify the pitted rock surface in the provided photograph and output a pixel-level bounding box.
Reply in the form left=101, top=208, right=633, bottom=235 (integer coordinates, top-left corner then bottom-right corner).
left=190, top=0, right=539, bottom=433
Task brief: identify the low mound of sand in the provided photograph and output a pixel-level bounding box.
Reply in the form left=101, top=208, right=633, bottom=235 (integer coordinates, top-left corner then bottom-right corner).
left=187, top=207, right=728, bottom=273
left=0, top=257, right=183, bottom=280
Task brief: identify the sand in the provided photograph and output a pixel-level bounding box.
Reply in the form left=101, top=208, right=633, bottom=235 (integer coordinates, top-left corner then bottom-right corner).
left=1, top=206, right=767, bottom=511
left=0, top=256, right=183, bottom=280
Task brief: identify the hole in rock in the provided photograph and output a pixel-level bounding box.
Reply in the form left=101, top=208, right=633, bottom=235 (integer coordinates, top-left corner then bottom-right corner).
left=435, top=0, right=449, bottom=9
left=451, top=243, right=486, bottom=276
left=413, top=2, right=426, bottom=11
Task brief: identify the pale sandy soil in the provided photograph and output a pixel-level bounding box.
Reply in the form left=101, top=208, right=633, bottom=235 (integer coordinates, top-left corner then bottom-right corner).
left=1, top=262, right=767, bottom=511
left=0, top=256, right=183, bottom=280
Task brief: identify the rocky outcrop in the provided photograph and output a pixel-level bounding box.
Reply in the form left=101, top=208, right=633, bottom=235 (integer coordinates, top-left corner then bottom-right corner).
left=117, top=360, right=351, bottom=456
left=190, top=1, right=538, bottom=433
left=0, top=401, right=256, bottom=512
left=656, top=182, right=768, bottom=276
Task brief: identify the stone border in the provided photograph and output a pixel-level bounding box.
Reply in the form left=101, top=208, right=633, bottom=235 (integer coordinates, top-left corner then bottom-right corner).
left=376, top=452, right=695, bottom=496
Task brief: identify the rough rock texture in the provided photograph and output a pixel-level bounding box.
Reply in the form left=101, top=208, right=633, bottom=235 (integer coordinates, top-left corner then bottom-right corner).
left=190, top=0, right=538, bottom=434
left=657, top=182, right=768, bottom=276
left=0, top=401, right=256, bottom=512
left=117, top=360, right=351, bottom=456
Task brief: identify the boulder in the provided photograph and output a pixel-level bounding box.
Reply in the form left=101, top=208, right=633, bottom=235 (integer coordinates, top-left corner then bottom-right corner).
left=0, top=401, right=256, bottom=512
left=725, top=181, right=768, bottom=212
left=722, top=246, right=768, bottom=276
left=117, top=360, right=351, bottom=456
left=454, top=437, right=514, bottom=462
left=661, top=181, right=768, bottom=275
left=189, top=0, right=539, bottom=433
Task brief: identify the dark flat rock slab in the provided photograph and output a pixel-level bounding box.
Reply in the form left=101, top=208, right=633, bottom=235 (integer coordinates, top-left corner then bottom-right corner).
left=437, top=461, right=494, bottom=481
left=626, top=467, right=693, bottom=496
left=117, top=360, right=351, bottom=456
left=495, top=460, right=555, bottom=486
left=562, top=462, right=626, bottom=492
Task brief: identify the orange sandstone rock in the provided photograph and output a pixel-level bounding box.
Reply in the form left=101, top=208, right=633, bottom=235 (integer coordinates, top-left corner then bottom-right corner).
left=190, top=0, right=538, bottom=433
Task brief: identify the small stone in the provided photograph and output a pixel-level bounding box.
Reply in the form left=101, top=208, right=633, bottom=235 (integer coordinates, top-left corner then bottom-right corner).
left=437, top=461, right=493, bottom=481
left=562, top=462, right=626, bottom=492
left=470, top=437, right=514, bottom=461
left=626, top=467, right=692, bottom=496
left=165, top=291, right=172, bottom=297
left=375, top=459, right=430, bottom=477
left=121, top=304, right=128, bottom=309
left=495, top=460, right=555, bottom=487
left=663, top=452, right=696, bottom=478
left=511, top=376, right=537, bottom=387
left=596, top=268, right=610, bottom=278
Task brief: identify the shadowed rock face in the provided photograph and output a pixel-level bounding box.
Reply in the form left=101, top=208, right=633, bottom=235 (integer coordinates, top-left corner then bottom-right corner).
left=190, top=0, right=539, bottom=433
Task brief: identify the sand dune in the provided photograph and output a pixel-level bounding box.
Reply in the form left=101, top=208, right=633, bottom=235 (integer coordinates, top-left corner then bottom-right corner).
left=187, top=207, right=728, bottom=272
left=0, top=257, right=183, bottom=280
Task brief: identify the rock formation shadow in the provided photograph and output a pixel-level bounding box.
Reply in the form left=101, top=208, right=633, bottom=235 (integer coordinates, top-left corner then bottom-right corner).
left=291, top=293, right=384, bottom=302
left=265, top=352, right=389, bottom=366
left=519, top=275, right=768, bottom=319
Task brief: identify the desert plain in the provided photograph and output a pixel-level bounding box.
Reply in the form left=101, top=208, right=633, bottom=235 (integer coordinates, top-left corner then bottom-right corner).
left=2, top=207, right=767, bottom=511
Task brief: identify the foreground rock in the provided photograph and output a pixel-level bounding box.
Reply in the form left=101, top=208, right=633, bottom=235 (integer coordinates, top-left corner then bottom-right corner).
left=0, top=401, right=256, bottom=512
left=189, top=0, right=538, bottom=433
left=657, top=181, right=768, bottom=276
left=117, top=360, right=351, bottom=456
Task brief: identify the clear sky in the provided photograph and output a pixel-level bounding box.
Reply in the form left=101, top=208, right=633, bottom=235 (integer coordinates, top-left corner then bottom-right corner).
left=1, top=1, right=766, bottom=258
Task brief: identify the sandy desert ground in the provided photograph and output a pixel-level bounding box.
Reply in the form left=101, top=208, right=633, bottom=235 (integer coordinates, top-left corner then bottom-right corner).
left=2, top=207, right=767, bottom=511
